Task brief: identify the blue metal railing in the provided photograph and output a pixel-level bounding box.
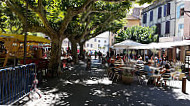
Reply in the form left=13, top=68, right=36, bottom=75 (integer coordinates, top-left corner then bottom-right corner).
left=0, top=63, right=36, bottom=105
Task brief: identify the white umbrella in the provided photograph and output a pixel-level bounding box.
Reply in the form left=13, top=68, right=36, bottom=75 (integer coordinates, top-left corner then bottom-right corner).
left=129, top=44, right=149, bottom=49
left=113, top=40, right=143, bottom=61
left=114, top=40, right=143, bottom=49
left=168, top=40, right=190, bottom=47
left=146, top=42, right=172, bottom=49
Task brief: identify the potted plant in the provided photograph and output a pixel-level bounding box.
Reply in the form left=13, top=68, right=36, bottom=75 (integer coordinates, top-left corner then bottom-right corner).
left=122, top=71, right=134, bottom=84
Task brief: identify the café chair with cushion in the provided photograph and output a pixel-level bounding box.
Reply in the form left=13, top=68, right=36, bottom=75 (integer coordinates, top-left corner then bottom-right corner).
left=107, top=68, right=114, bottom=79
left=160, top=73, right=172, bottom=87
left=112, top=68, right=122, bottom=82
left=137, top=69, right=149, bottom=85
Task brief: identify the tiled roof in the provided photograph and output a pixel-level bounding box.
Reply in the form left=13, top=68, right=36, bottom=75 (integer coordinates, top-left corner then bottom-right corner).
left=126, top=15, right=140, bottom=20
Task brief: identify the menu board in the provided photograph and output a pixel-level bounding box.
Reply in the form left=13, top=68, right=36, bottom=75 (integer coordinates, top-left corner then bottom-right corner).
left=185, top=50, right=190, bottom=68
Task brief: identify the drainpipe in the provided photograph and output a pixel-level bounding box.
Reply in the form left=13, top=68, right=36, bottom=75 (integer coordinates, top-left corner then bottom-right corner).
left=174, top=0, right=177, bottom=40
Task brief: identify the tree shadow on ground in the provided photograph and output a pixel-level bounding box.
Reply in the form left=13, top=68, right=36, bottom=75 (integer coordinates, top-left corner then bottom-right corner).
left=39, top=60, right=190, bottom=106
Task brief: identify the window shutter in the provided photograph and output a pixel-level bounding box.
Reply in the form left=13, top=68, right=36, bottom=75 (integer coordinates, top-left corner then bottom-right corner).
left=156, top=23, right=161, bottom=36
left=143, top=13, right=147, bottom=23
left=165, top=21, right=170, bottom=34
left=158, top=7, right=162, bottom=19
left=150, top=11, right=153, bottom=21
left=164, top=5, right=167, bottom=17
left=167, top=3, right=170, bottom=16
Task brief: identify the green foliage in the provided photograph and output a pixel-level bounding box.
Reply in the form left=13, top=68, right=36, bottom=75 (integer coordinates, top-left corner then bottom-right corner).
left=115, top=26, right=158, bottom=44
left=0, top=1, right=23, bottom=34
left=1, top=0, right=156, bottom=36
left=67, top=0, right=131, bottom=42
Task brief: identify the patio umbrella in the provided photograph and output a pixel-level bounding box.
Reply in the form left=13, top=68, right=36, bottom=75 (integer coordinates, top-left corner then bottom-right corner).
left=113, top=40, right=143, bottom=61
left=165, top=40, right=190, bottom=47
left=114, top=40, right=143, bottom=49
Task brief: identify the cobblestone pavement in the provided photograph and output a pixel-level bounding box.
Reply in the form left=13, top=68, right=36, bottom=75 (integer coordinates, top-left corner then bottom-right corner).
left=21, top=59, right=190, bottom=106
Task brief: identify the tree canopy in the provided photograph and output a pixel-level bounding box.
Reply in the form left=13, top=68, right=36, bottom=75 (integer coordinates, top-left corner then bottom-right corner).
left=0, top=2, right=23, bottom=34
left=65, top=1, right=130, bottom=63
left=0, top=0, right=157, bottom=73
left=115, top=26, right=158, bottom=44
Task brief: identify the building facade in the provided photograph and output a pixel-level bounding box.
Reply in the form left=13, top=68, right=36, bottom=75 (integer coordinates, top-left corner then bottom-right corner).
left=141, top=0, right=190, bottom=62
left=124, top=7, right=142, bottom=29
left=141, top=0, right=190, bottom=42
left=85, top=31, right=110, bottom=54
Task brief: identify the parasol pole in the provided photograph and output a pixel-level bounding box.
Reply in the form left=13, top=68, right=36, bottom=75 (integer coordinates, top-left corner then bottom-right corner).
left=24, top=0, right=28, bottom=64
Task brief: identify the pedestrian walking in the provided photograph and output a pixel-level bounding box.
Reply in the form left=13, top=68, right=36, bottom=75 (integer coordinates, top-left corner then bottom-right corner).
left=98, top=51, right=102, bottom=61
left=95, top=50, right=97, bottom=60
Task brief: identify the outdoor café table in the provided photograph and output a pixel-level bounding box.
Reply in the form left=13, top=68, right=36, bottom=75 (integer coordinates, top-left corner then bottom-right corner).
left=150, top=66, right=159, bottom=72
left=119, top=67, right=135, bottom=71
left=115, top=61, right=122, bottom=64
left=151, top=74, right=161, bottom=78
left=114, top=64, right=125, bottom=66
left=136, top=64, right=144, bottom=66
left=119, top=67, right=135, bottom=74
left=135, top=64, right=144, bottom=68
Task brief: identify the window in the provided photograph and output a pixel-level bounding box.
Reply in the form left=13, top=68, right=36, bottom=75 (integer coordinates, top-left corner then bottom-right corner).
left=156, top=23, right=161, bottom=36
left=91, top=44, right=93, bottom=48
left=164, top=5, right=167, bottom=17
left=158, top=7, right=162, bottom=19
left=143, top=13, right=147, bottom=24
left=98, top=40, right=100, bottom=43
left=87, top=43, right=89, bottom=47
left=94, top=38, right=96, bottom=42
left=167, top=3, right=170, bottom=16
left=150, top=11, right=153, bottom=22
left=180, top=8, right=184, bottom=17
left=177, top=4, right=184, bottom=18
left=104, top=40, right=106, bottom=43
left=165, top=21, right=170, bottom=34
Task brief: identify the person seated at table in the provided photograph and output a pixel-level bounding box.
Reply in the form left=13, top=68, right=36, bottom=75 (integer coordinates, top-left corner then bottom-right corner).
left=160, top=64, right=171, bottom=74
left=108, top=58, right=123, bottom=80
left=123, top=55, right=127, bottom=63
left=108, top=58, right=115, bottom=75
left=116, top=54, right=120, bottom=60
left=109, top=58, right=115, bottom=67
left=156, top=64, right=171, bottom=86
left=144, top=62, right=157, bottom=84
left=137, top=57, right=143, bottom=64
left=144, top=62, right=153, bottom=76
left=162, top=58, right=167, bottom=65
left=115, top=56, right=124, bottom=67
